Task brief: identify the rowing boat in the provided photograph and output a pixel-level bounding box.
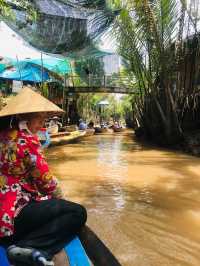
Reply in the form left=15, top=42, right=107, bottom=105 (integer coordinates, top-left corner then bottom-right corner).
left=50, top=130, right=86, bottom=146
left=0, top=226, right=122, bottom=266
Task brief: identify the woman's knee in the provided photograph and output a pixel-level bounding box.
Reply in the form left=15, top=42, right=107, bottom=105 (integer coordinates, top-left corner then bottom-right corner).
left=59, top=199, right=87, bottom=226
left=78, top=204, right=87, bottom=226
left=73, top=203, right=87, bottom=227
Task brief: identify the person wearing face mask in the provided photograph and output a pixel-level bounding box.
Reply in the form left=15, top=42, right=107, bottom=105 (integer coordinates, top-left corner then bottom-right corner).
left=0, top=87, right=87, bottom=266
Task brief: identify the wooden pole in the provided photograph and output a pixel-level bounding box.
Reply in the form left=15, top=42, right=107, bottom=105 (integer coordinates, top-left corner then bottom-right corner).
left=16, top=55, right=22, bottom=82
left=62, top=74, right=67, bottom=125
left=41, top=52, right=44, bottom=92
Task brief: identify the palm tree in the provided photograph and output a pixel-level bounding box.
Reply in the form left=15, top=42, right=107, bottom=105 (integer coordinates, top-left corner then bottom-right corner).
left=111, top=0, right=200, bottom=145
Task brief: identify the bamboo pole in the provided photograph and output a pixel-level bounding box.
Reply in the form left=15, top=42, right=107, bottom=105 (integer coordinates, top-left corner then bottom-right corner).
left=62, top=74, right=67, bottom=125
left=40, top=52, right=44, bottom=93
left=16, top=55, right=22, bottom=83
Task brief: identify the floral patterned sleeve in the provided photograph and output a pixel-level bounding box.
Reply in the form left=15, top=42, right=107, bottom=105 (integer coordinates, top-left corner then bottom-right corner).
left=0, top=129, right=64, bottom=238
left=22, top=133, right=58, bottom=196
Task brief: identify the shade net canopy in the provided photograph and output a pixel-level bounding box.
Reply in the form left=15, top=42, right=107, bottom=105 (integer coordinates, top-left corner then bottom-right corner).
left=0, top=64, right=50, bottom=82
left=67, top=45, right=112, bottom=60
left=3, top=0, right=117, bottom=55
left=0, top=57, right=15, bottom=73
left=19, top=57, right=72, bottom=75
left=0, top=64, right=5, bottom=73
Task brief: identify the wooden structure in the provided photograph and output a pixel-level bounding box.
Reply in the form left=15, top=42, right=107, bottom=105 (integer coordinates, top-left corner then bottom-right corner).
left=65, top=75, right=136, bottom=94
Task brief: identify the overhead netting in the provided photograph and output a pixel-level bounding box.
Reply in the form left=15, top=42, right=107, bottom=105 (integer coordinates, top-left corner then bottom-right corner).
left=67, top=45, right=112, bottom=59
left=3, top=0, right=118, bottom=54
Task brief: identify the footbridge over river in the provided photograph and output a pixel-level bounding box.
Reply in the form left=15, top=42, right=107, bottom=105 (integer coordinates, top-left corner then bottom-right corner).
left=64, top=75, right=137, bottom=94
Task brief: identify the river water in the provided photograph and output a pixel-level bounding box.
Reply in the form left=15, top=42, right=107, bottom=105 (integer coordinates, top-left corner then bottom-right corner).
left=47, top=132, right=200, bottom=266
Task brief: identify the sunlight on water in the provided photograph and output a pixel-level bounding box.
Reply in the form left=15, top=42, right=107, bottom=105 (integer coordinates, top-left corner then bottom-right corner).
left=47, top=132, right=200, bottom=266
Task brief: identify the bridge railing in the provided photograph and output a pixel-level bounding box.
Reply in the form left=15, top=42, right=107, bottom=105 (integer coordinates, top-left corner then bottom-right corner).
left=66, top=75, right=130, bottom=88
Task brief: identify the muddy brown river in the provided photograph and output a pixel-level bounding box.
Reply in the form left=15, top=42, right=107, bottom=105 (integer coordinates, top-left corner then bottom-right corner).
left=47, top=132, right=200, bottom=266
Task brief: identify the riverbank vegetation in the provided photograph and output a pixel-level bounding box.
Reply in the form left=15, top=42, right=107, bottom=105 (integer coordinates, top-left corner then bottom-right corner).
left=76, top=93, right=133, bottom=126
left=1, top=0, right=200, bottom=154
left=109, top=0, right=200, bottom=151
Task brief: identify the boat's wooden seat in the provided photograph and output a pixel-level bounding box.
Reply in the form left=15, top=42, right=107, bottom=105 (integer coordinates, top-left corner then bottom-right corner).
left=0, top=237, right=90, bottom=266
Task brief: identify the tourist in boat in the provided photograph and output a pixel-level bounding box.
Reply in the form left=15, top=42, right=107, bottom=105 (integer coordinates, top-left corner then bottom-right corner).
left=113, top=121, right=120, bottom=129
left=87, top=120, right=94, bottom=129
left=48, top=116, right=62, bottom=130
left=78, top=119, right=87, bottom=130
left=0, top=87, right=87, bottom=266
left=46, top=116, right=63, bottom=135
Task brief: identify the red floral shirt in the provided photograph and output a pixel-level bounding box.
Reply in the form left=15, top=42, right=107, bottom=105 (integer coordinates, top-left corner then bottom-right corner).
left=0, top=129, right=58, bottom=237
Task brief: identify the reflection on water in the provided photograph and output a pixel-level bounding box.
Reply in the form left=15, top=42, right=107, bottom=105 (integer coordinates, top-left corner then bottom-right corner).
left=47, top=132, right=200, bottom=266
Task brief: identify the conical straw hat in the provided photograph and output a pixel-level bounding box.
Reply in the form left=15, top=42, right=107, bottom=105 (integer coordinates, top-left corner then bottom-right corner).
left=0, top=87, right=64, bottom=118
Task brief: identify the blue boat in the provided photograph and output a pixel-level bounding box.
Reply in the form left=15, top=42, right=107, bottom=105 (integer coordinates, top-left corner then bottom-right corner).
left=0, top=237, right=90, bottom=266
left=0, top=226, right=122, bottom=266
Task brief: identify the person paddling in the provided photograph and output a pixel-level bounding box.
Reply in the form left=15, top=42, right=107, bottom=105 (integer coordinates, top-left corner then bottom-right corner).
left=0, top=87, right=87, bottom=266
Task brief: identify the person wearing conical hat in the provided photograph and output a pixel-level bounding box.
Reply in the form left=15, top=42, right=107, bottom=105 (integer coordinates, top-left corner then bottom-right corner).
left=0, top=87, right=87, bottom=266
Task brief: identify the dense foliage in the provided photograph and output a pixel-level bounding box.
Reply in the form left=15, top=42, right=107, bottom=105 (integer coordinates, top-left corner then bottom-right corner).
left=110, top=0, right=200, bottom=145
left=2, top=0, right=200, bottom=144
left=76, top=93, right=133, bottom=126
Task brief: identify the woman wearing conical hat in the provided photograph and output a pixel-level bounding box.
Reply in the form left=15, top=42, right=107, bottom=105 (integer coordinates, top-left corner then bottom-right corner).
left=0, top=87, right=87, bottom=266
